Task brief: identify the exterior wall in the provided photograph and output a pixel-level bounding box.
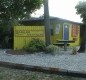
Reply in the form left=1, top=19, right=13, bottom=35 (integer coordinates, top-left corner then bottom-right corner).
left=14, top=26, right=45, bottom=50
left=50, top=22, right=63, bottom=44
left=14, top=20, right=80, bottom=50
left=51, top=22, right=80, bottom=46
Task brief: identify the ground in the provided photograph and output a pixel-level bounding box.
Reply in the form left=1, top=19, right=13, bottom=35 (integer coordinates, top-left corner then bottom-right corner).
left=0, top=66, right=85, bottom=80
left=0, top=48, right=86, bottom=80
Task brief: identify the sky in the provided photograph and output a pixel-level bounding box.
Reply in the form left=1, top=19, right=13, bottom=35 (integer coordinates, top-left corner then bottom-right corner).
left=31, top=0, right=84, bottom=23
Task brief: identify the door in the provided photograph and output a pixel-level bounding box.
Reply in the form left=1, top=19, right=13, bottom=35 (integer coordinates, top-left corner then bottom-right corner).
left=63, top=24, right=69, bottom=40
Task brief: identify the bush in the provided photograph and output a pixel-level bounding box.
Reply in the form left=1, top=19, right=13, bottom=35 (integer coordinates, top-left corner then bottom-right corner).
left=45, top=45, right=59, bottom=55
left=23, top=38, right=45, bottom=53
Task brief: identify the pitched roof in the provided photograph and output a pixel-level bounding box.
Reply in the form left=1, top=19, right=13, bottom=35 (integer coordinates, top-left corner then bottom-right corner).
left=20, top=16, right=82, bottom=25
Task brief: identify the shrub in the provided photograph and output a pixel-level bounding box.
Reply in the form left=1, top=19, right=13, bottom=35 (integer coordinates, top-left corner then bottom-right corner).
left=45, top=45, right=59, bottom=55
left=23, top=38, right=45, bottom=53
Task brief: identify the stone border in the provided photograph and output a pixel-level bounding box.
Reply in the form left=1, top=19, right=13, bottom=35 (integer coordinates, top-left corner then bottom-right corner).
left=0, top=61, right=86, bottom=78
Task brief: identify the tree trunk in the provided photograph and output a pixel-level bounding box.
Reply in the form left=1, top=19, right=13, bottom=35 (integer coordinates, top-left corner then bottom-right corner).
left=43, top=0, right=51, bottom=46
left=78, top=24, right=86, bottom=53
left=78, top=38, right=85, bottom=53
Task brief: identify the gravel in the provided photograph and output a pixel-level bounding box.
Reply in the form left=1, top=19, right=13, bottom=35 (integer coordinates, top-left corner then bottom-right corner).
left=0, top=49, right=86, bottom=72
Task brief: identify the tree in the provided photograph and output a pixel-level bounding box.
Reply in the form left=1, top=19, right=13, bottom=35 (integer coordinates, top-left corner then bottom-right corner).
left=75, top=1, right=86, bottom=52
left=43, top=0, right=51, bottom=46
left=0, top=0, right=43, bottom=48
left=0, top=0, right=43, bottom=26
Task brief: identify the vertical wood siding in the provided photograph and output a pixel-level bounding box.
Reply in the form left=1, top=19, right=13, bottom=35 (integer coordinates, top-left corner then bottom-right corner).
left=14, top=26, right=45, bottom=50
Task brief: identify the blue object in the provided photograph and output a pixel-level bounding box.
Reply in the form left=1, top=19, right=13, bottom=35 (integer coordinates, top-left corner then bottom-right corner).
left=63, top=24, right=69, bottom=40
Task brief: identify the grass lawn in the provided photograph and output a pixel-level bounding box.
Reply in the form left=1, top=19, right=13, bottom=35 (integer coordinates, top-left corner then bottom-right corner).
left=0, top=67, right=85, bottom=80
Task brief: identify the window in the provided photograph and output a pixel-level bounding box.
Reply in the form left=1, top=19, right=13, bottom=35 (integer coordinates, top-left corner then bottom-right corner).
left=72, top=24, right=78, bottom=37
left=55, top=24, right=60, bottom=34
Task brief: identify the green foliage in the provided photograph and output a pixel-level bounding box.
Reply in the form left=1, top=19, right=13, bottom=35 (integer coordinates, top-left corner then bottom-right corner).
left=75, top=1, right=86, bottom=52
left=0, top=0, right=43, bottom=26
left=0, top=0, right=43, bottom=48
left=23, top=38, right=45, bottom=53
left=75, top=1, right=86, bottom=23
left=0, top=0, right=43, bottom=32
left=45, top=45, right=59, bottom=55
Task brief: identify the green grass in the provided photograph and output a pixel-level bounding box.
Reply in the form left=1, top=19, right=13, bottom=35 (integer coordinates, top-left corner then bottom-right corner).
left=0, top=67, right=85, bottom=80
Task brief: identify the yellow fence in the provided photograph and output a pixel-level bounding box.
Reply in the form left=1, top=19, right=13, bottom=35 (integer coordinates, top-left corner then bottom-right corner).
left=14, top=26, right=45, bottom=50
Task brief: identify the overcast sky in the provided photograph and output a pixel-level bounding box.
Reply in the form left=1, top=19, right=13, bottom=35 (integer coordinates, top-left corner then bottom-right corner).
left=31, top=0, right=84, bottom=23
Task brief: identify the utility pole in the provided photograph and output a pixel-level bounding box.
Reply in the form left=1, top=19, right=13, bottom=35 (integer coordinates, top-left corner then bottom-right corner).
left=43, top=0, right=51, bottom=46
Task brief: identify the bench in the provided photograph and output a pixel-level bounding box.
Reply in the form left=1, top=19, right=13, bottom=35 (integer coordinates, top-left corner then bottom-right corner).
left=55, top=40, right=75, bottom=51
left=53, top=43, right=70, bottom=51
left=53, top=43, right=70, bottom=47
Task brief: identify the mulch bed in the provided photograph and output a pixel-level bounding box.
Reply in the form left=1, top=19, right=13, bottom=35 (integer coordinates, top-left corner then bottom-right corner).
left=6, top=49, right=31, bottom=55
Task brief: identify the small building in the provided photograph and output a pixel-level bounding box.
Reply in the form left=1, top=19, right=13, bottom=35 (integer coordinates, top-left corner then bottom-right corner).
left=14, top=17, right=81, bottom=49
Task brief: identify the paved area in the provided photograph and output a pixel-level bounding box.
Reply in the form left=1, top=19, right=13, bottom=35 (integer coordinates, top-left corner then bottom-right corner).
left=0, top=49, right=86, bottom=72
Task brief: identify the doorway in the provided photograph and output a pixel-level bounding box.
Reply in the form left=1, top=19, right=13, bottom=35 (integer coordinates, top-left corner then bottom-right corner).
left=63, top=24, right=69, bottom=40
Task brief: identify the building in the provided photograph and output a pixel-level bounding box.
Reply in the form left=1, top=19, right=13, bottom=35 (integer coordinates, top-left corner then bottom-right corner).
left=14, top=17, right=81, bottom=49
